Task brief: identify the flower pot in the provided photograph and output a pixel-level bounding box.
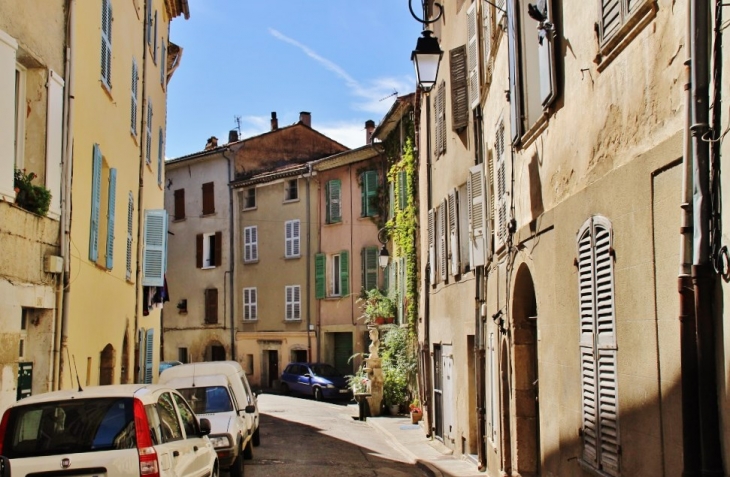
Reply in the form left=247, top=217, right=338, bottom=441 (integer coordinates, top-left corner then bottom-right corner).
left=388, top=404, right=400, bottom=416
left=411, top=410, right=423, bottom=424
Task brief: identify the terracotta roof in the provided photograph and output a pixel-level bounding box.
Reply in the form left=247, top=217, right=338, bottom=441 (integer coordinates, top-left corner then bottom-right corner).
left=373, top=93, right=416, bottom=141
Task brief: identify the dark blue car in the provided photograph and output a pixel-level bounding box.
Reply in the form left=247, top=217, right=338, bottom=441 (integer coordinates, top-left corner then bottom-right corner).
left=280, top=363, right=353, bottom=401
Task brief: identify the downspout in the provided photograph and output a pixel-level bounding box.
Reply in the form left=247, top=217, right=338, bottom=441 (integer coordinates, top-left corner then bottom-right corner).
left=316, top=176, right=323, bottom=363
left=134, top=0, right=151, bottom=383
left=56, top=0, right=76, bottom=391
left=689, top=0, right=723, bottom=474
left=422, top=88, right=434, bottom=438
left=474, top=107, right=487, bottom=471
left=306, top=164, right=313, bottom=362
left=222, top=148, right=236, bottom=360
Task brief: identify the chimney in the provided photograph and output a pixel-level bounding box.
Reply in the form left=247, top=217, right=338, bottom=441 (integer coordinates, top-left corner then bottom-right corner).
left=271, top=112, right=278, bottom=131
left=299, top=111, right=311, bottom=127
left=204, top=136, right=218, bottom=150
left=365, top=120, right=376, bottom=145
left=228, top=129, right=239, bottom=143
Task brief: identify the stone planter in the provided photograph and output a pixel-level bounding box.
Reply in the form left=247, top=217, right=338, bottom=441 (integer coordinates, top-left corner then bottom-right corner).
left=388, top=404, right=400, bottom=416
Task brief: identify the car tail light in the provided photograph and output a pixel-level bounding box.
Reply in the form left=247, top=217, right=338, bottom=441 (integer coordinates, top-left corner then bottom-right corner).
left=0, top=408, right=9, bottom=455
left=133, top=399, right=159, bottom=477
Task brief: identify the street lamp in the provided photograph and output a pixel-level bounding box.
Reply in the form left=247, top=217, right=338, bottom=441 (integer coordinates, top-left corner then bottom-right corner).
left=379, top=244, right=390, bottom=269
left=411, top=30, right=443, bottom=92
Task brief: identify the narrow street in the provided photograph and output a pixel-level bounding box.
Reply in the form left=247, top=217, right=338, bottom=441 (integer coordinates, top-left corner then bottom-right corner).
left=242, top=393, right=429, bottom=476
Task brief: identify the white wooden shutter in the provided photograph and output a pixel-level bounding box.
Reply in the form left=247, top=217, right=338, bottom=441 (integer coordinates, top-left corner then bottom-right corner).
left=0, top=30, right=18, bottom=200
left=467, top=165, right=487, bottom=267
left=244, top=226, right=258, bottom=262
left=507, top=0, right=522, bottom=144
left=285, top=220, right=299, bottom=257
left=142, top=209, right=167, bottom=286
left=244, top=288, right=257, bottom=320
left=538, top=0, right=557, bottom=108
left=46, top=69, right=64, bottom=217
left=448, top=189, right=460, bottom=276
left=496, top=122, right=508, bottom=248
left=467, top=2, right=480, bottom=109
left=157, top=127, right=164, bottom=186
left=126, top=191, right=134, bottom=280
left=293, top=219, right=300, bottom=256
left=428, top=209, right=436, bottom=285
left=482, top=0, right=494, bottom=85
left=600, top=0, right=622, bottom=41
left=439, top=199, right=448, bottom=282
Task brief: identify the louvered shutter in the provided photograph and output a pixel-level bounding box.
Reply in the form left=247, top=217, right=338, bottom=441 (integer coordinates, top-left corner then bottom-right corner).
left=243, top=289, right=251, bottom=320
left=144, top=329, right=154, bottom=384
left=600, top=0, right=622, bottom=41
left=101, top=0, right=112, bottom=89
left=468, top=165, right=487, bottom=267
left=428, top=209, right=436, bottom=285
left=327, top=180, right=341, bottom=223
left=202, top=182, right=214, bottom=215
left=196, top=233, right=203, bottom=268
left=244, top=226, right=258, bottom=262
left=389, top=182, right=395, bottom=218
left=450, top=45, right=468, bottom=131
left=250, top=288, right=257, bottom=319
left=293, top=286, right=301, bottom=320
left=315, top=254, right=326, bottom=299
left=340, top=251, right=350, bottom=297
left=153, top=10, right=158, bottom=63
left=0, top=30, right=18, bottom=200
left=143, top=210, right=167, bottom=286
left=578, top=216, right=620, bottom=475
left=398, top=171, right=408, bottom=210
left=105, top=168, right=117, bottom=270
left=126, top=192, right=134, bottom=280
left=438, top=83, right=447, bottom=154
left=467, top=2, right=480, bottom=109
left=160, top=43, right=166, bottom=85
left=174, top=189, right=185, bottom=219
left=434, top=89, right=442, bottom=156
left=482, top=0, right=494, bottom=84
left=146, top=101, right=153, bottom=163
left=131, top=59, right=138, bottom=134
left=89, top=144, right=102, bottom=262
left=362, top=247, right=378, bottom=291
left=496, top=123, right=508, bottom=248
left=146, top=0, right=152, bottom=45
left=439, top=200, right=448, bottom=282
left=362, top=171, right=378, bottom=217
left=507, top=0, right=522, bottom=144
left=292, top=220, right=300, bottom=256
left=250, top=226, right=258, bottom=261
left=157, top=127, right=163, bottom=186
left=46, top=70, right=64, bottom=217
left=205, top=288, right=218, bottom=324
left=538, top=0, right=557, bottom=108
left=214, top=231, right=222, bottom=266
left=448, top=189, right=461, bottom=276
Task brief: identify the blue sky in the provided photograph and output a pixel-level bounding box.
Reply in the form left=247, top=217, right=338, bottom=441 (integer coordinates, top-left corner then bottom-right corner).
left=166, top=1, right=422, bottom=158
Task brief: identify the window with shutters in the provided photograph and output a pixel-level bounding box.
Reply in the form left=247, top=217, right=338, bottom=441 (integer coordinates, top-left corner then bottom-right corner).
left=160, top=42, right=166, bottom=88
left=397, top=171, right=408, bottom=211
left=466, top=2, right=480, bottom=110
left=142, top=209, right=168, bottom=286
left=439, top=199, right=448, bottom=282
left=494, top=120, right=508, bottom=249
left=105, top=168, right=117, bottom=270
left=202, top=182, right=215, bottom=215
left=332, top=254, right=342, bottom=296
left=447, top=190, right=461, bottom=276
left=197, top=231, right=222, bottom=269
left=315, top=254, right=326, bottom=299
left=205, top=288, right=218, bottom=324
left=89, top=144, right=117, bottom=269
left=285, top=178, right=298, bottom=201
left=450, top=45, right=468, bottom=132
left=285, top=285, right=301, bottom=321
left=173, top=188, right=185, bottom=220
left=243, top=226, right=258, bottom=263
left=157, top=127, right=164, bottom=186
left=361, top=170, right=378, bottom=217
left=330, top=251, right=350, bottom=297
left=100, top=0, right=112, bottom=91
left=145, top=100, right=153, bottom=163
left=131, top=58, right=138, bottom=136
left=325, top=179, right=342, bottom=223
left=152, top=10, right=158, bottom=64
left=285, top=219, right=301, bottom=258
left=428, top=208, right=436, bottom=285
left=126, top=192, right=134, bottom=280
left=434, top=81, right=447, bottom=157
left=577, top=216, right=620, bottom=476
left=595, top=0, right=655, bottom=68
left=242, top=187, right=256, bottom=210
left=361, top=247, right=379, bottom=291
left=507, top=0, right=558, bottom=146
left=243, top=287, right=257, bottom=321
left=481, top=0, right=498, bottom=88
left=458, top=183, right=471, bottom=274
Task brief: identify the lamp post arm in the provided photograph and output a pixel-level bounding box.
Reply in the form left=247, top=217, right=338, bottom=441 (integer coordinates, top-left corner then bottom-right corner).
left=409, top=0, right=443, bottom=25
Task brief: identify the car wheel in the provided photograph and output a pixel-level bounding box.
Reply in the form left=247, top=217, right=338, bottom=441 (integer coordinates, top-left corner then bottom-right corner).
left=281, top=382, right=289, bottom=395
left=252, top=426, right=260, bottom=446
left=313, top=387, right=323, bottom=401
left=243, top=439, right=254, bottom=460
left=229, top=452, right=244, bottom=477
left=210, top=462, right=220, bottom=477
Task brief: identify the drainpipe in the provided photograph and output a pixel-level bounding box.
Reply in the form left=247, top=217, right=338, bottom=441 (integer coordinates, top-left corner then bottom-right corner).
left=475, top=267, right=487, bottom=471
left=306, top=164, right=313, bottom=362
left=422, top=88, right=434, bottom=438
left=222, top=148, right=236, bottom=360
left=680, top=4, right=701, bottom=474
left=689, top=0, right=723, bottom=474
left=56, top=0, right=76, bottom=390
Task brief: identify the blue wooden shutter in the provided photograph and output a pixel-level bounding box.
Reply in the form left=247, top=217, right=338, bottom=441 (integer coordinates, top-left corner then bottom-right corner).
left=315, top=254, right=326, bottom=299
left=144, top=328, right=154, bottom=384
left=105, top=168, right=117, bottom=269
left=361, top=171, right=378, bottom=217
left=143, top=209, right=167, bottom=286
left=89, top=144, right=102, bottom=261
left=340, top=250, right=349, bottom=296
left=126, top=191, right=134, bottom=280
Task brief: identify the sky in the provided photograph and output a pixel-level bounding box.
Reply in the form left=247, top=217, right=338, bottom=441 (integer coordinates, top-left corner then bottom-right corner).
left=165, top=1, right=423, bottom=159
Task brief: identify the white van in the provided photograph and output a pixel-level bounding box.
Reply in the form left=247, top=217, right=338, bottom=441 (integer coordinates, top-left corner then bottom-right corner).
left=159, top=361, right=260, bottom=477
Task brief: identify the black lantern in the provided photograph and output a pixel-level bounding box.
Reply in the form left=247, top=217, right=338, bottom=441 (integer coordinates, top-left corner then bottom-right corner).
left=411, top=30, right=443, bottom=92
left=379, top=244, right=390, bottom=269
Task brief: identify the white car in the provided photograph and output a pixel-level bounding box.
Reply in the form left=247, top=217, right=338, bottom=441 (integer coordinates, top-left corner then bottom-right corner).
left=0, top=384, right=219, bottom=477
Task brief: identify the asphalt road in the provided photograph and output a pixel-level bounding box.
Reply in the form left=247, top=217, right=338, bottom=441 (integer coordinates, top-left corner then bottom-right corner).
left=239, top=393, right=429, bottom=476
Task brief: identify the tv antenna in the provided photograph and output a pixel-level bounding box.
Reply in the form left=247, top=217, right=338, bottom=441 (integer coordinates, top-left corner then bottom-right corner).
left=234, top=115, right=242, bottom=136
left=379, top=90, right=398, bottom=102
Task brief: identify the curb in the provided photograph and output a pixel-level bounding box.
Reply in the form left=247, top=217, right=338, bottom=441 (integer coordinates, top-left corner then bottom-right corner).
left=366, top=418, right=444, bottom=477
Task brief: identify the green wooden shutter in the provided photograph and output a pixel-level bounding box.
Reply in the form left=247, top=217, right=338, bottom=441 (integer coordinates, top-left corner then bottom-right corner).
left=362, top=247, right=378, bottom=291
left=325, top=181, right=331, bottom=223
left=315, top=253, right=326, bottom=299
left=105, top=168, right=117, bottom=270
left=398, top=170, right=408, bottom=210
left=144, top=328, right=154, bottom=384
left=340, top=250, right=349, bottom=296
left=89, top=144, right=102, bottom=261
left=361, top=171, right=378, bottom=217
left=327, top=179, right=341, bottom=223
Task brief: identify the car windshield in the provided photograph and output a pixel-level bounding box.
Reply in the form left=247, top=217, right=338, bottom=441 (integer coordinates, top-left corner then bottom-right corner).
left=178, top=386, right=233, bottom=414
left=310, top=364, right=341, bottom=377
left=1, top=397, right=135, bottom=458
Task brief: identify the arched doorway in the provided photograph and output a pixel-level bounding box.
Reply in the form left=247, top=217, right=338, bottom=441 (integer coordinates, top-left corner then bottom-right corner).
left=121, top=332, right=130, bottom=384
left=204, top=340, right=226, bottom=361
left=511, top=263, right=540, bottom=476
left=99, top=344, right=115, bottom=385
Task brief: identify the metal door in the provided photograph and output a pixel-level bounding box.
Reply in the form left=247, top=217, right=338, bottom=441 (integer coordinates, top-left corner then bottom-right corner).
left=333, top=332, right=353, bottom=375
left=17, top=362, right=32, bottom=400
left=433, top=345, right=443, bottom=439
left=267, top=350, right=279, bottom=388
left=442, top=344, right=454, bottom=445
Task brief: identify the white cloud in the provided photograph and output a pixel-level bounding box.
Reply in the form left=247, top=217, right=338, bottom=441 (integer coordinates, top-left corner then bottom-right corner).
left=269, top=28, right=414, bottom=116
left=317, top=121, right=368, bottom=149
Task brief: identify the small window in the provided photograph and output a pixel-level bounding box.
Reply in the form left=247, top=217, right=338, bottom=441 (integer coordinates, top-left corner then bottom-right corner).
left=285, top=179, right=298, bottom=201
left=178, top=347, right=188, bottom=363
left=243, top=287, right=257, bottom=321
left=202, top=182, right=215, bottom=215
left=243, top=226, right=258, bottom=262
left=243, top=187, right=256, bottom=209
left=285, top=220, right=300, bottom=258
left=174, top=189, right=185, bottom=220
left=197, top=232, right=222, bottom=269
left=332, top=254, right=342, bottom=296
left=285, top=285, right=301, bottom=321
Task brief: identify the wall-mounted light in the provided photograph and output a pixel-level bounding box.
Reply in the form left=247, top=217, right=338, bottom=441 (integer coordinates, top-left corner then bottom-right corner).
left=408, top=0, right=444, bottom=92
left=379, top=244, right=390, bottom=269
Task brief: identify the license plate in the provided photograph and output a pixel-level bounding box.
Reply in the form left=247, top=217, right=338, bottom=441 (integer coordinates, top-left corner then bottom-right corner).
left=339, top=389, right=349, bottom=393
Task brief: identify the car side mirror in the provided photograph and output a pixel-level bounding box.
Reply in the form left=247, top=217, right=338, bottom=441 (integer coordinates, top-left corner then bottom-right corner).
left=304, top=373, right=311, bottom=378
left=0, top=455, right=9, bottom=477
left=198, top=418, right=212, bottom=437
left=244, top=405, right=256, bottom=414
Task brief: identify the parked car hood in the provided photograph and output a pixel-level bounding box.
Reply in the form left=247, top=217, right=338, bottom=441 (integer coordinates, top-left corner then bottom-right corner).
left=199, top=412, right=234, bottom=435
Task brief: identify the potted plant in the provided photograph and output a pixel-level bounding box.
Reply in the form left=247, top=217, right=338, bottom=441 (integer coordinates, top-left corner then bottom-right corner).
left=382, top=366, right=408, bottom=415
left=14, top=169, right=51, bottom=216
left=409, top=398, right=423, bottom=424
left=357, top=288, right=396, bottom=325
